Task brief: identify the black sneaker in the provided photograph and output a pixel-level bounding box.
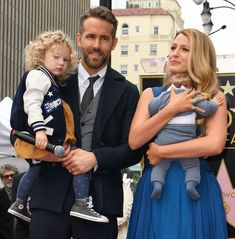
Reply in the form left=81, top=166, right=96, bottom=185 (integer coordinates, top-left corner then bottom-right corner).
left=70, top=196, right=109, bottom=223
left=8, top=198, right=31, bottom=222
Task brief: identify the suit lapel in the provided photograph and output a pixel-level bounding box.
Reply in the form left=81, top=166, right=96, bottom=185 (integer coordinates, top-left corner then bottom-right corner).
left=62, top=68, right=126, bottom=147
left=61, top=73, right=81, bottom=143
left=92, top=68, right=126, bottom=144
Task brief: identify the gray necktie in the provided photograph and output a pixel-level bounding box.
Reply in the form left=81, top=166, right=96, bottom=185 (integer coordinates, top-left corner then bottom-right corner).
left=81, top=75, right=99, bottom=112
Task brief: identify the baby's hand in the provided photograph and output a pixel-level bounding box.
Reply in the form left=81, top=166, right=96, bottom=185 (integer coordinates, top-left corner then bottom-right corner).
left=212, top=94, right=224, bottom=106
left=35, top=130, right=48, bottom=149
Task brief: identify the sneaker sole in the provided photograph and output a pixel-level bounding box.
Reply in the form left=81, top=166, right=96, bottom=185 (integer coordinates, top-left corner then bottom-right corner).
left=70, top=211, right=109, bottom=223
left=8, top=208, right=31, bottom=222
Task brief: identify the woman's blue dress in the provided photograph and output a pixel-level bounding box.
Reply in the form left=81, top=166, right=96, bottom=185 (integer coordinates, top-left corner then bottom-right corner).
left=127, top=160, right=228, bottom=239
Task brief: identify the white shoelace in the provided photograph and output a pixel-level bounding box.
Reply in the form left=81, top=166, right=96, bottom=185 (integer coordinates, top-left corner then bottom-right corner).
left=86, top=196, right=100, bottom=216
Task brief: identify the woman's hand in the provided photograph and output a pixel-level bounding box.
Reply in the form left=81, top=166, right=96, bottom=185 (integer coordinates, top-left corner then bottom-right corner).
left=167, top=88, right=206, bottom=114
left=147, top=142, right=162, bottom=166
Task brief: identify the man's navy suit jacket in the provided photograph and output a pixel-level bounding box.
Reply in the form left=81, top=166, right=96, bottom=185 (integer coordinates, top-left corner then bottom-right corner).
left=30, top=66, right=143, bottom=217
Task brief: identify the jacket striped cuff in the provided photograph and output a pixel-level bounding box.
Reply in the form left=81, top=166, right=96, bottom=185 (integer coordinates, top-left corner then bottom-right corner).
left=31, top=121, right=46, bottom=132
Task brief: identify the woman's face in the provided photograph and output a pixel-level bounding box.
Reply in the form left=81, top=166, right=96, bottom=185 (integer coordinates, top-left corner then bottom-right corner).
left=168, top=33, right=190, bottom=74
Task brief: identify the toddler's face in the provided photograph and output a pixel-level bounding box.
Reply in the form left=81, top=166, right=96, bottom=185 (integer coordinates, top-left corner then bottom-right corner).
left=44, top=43, right=70, bottom=77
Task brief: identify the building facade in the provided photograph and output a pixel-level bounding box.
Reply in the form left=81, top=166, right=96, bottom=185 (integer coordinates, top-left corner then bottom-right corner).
left=112, top=0, right=183, bottom=88
left=0, top=0, right=90, bottom=100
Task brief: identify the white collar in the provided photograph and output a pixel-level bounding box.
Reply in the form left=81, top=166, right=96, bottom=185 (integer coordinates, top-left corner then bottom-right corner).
left=78, top=63, right=107, bottom=82
left=167, top=83, right=186, bottom=91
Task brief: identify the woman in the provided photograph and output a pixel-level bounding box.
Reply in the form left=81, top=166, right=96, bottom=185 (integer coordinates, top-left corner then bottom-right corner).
left=127, top=29, right=228, bottom=239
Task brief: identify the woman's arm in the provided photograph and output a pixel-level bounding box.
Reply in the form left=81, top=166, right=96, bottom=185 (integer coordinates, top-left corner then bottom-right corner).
left=147, top=91, right=227, bottom=165
left=129, top=87, right=202, bottom=150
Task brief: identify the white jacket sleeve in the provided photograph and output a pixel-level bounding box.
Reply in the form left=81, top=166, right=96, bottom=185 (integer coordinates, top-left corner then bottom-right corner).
left=23, top=70, right=51, bottom=127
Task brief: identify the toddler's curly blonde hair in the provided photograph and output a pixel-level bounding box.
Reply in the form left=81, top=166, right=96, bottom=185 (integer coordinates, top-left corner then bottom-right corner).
left=24, top=30, right=77, bottom=83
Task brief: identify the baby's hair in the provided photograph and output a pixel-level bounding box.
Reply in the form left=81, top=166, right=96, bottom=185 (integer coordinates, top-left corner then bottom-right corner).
left=166, top=73, right=211, bottom=99
left=24, top=30, right=77, bottom=81
left=165, top=73, right=193, bottom=89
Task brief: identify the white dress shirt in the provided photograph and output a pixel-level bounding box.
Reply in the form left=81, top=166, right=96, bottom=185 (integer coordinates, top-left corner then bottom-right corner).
left=78, top=63, right=107, bottom=103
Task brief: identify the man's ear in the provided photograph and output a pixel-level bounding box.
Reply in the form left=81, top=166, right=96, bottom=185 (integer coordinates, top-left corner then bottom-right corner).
left=111, top=37, right=118, bottom=50
left=76, top=33, right=82, bottom=48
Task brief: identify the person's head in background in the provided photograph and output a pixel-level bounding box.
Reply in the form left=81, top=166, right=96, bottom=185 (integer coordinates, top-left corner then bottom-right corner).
left=165, top=28, right=218, bottom=97
left=77, top=6, right=118, bottom=75
left=0, top=164, right=18, bottom=189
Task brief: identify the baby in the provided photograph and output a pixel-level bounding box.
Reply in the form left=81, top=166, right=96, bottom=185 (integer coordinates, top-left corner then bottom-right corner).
left=149, top=73, right=222, bottom=200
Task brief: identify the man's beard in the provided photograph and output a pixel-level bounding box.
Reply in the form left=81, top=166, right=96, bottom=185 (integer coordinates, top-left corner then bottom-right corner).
left=82, top=49, right=110, bottom=69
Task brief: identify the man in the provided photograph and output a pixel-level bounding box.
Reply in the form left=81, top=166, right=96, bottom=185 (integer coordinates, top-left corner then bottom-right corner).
left=0, top=164, right=18, bottom=239
left=28, top=6, right=143, bottom=239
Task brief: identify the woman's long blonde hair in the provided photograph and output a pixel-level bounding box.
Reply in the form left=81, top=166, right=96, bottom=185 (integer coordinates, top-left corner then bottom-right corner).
left=24, top=30, right=77, bottom=82
left=165, top=28, right=219, bottom=97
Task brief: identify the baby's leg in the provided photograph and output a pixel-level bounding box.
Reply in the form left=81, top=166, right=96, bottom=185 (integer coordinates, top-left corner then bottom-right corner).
left=181, top=159, right=200, bottom=200
left=151, top=160, right=171, bottom=200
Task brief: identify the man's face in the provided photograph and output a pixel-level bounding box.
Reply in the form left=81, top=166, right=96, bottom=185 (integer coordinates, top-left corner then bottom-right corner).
left=1, top=170, right=16, bottom=189
left=77, top=17, right=118, bottom=75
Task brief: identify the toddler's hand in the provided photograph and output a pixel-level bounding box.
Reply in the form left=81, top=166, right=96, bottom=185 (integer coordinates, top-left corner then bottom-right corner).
left=35, top=130, right=48, bottom=149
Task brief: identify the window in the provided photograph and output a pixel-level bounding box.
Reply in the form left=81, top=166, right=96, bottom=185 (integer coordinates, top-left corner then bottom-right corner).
left=134, top=44, right=139, bottom=52
left=136, top=26, right=140, bottom=33
left=121, top=45, right=128, bottom=56
left=120, top=65, right=128, bottom=75
left=122, top=24, right=129, bottom=35
left=154, top=26, right=159, bottom=35
left=150, top=44, right=157, bottom=55
left=134, top=64, right=138, bottom=72
left=155, top=0, right=160, bottom=7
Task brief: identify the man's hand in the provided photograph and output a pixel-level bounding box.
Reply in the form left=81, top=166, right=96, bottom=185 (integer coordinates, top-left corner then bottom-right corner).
left=37, top=143, right=71, bottom=162
left=62, top=148, right=97, bottom=175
